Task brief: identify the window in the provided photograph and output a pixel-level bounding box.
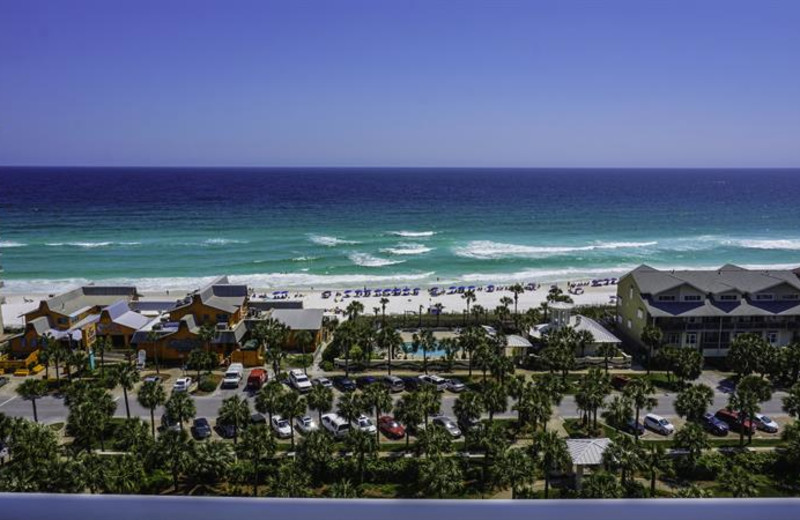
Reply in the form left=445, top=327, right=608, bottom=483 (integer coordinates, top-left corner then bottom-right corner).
left=636, top=309, right=644, bottom=319
left=216, top=313, right=229, bottom=323
left=782, top=294, right=800, bottom=301
left=767, top=331, right=778, bottom=344
left=658, top=295, right=676, bottom=302
left=629, top=287, right=633, bottom=299
left=687, top=316, right=700, bottom=324
left=683, top=295, right=702, bottom=302
left=719, top=294, right=738, bottom=301
left=685, top=333, right=697, bottom=346
left=627, top=319, right=632, bottom=329
left=755, top=293, right=774, bottom=301
left=667, top=333, right=680, bottom=345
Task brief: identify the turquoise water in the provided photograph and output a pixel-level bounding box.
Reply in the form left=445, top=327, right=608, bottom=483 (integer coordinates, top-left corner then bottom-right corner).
left=1, top=167, right=800, bottom=294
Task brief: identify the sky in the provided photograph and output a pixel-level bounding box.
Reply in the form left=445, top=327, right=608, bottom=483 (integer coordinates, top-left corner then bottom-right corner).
left=1, top=0, right=799, bottom=168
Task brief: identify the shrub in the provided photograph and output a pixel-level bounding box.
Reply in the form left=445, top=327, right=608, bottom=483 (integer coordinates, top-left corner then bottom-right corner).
left=198, top=375, right=218, bottom=393
left=320, top=360, right=334, bottom=372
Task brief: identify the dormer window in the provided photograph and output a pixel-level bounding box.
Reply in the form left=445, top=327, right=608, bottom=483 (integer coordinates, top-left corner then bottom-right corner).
left=683, top=295, right=702, bottom=302
left=718, top=294, right=738, bottom=301
left=754, top=293, right=774, bottom=301
left=658, top=295, right=676, bottom=302
left=782, top=294, right=800, bottom=301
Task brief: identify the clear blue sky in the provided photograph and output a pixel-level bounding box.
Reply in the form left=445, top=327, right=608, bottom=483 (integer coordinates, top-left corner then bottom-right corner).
left=1, top=0, right=799, bottom=167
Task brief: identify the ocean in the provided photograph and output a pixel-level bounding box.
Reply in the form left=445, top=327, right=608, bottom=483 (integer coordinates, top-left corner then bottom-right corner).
left=1, top=167, right=799, bottom=294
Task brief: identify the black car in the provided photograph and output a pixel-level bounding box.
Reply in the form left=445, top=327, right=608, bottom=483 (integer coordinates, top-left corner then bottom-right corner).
left=401, top=376, right=420, bottom=391
left=250, top=413, right=267, bottom=425
left=215, top=421, right=236, bottom=439
left=703, top=412, right=730, bottom=436
left=624, top=419, right=645, bottom=436
left=191, top=417, right=212, bottom=439
left=333, top=376, right=357, bottom=392
left=0, top=376, right=9, bottom=389
left=356, top=376, right=379, bottom=389
left=457, top=416, right=481, bottom=433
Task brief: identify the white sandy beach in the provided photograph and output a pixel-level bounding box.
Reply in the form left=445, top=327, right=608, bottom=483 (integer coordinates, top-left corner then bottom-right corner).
left=1, top=280, right=616, bottom=328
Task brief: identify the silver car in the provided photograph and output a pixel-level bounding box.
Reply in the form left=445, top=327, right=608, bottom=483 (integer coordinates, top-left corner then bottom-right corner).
left=432, top=415, right=462, bottom=438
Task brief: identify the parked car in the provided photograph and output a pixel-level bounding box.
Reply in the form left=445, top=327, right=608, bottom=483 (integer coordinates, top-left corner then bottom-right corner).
left=401, top=376, right=420, bottom=391
left=382, top=375, right=405, bottom=393
left=142, top=375, right=162, bottom=385
left=191, top=417, right=212, bottom=439
left=446, top=378, right=466, bottom=393
left=289, top=369, right=312, bottom=393
left=321, top=413, right=351, bottom=438
left=378, top=415, right=406, bottom=439
left=215, top=421, right=236, bottom=439
left=312, top=377, right=333, bottom=388
left=353, top=414, right=377, bottom=434
left=160, top=413, right=181, bottom=433
left=754, top=413, right=779, bottom=433
left=624, top=418, right=645, bottom=436
left=611, top=375, right=631, bottom=390
left=333, top=376, right=357, bottom=392
left=271, top=414, right=293, bottom=438
left=172, top=377, right=193, bottom=393
left=432, top=415, right=462, bottom=438
left=250, top=413, right=267, bottom=425
left=247, top=368, right=268, bottom=390
left=356, top=376, right=379, bottom=389
left=714, top=409, right=757, bottom=434
left=418, top=374, right=448, bottom=391
left=295, top=415, right=318, bottom=434
left=643, top=413, right=674, bottom=435
left=222, top=363, right=244, bottom=389
left=702, top=412, right=730, bottom=436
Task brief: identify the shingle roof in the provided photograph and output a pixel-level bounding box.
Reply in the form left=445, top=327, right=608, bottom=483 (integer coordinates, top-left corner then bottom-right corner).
left=175, top=276, right=248, bottom=314
left=102, top=301, right=151, bottom=330
left=506, top=334, right=533, bottom=348
left=270, top=309, right=324, bottom=331
left=573, top=316, right=622, bottom=344
left=627, top=264, right=800, bottom=296
left=644, top=298, right=800, bottom=318
left=566, top=438, right=611, bottom=466
left=42, top=286, right=137, bottom=316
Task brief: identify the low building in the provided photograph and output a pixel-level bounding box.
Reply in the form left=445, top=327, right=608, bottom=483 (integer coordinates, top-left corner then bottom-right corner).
left=270, top=308, right=326, bottom=349
left=617, top=264, right=800, bottom=357
left=529, top=302, right=622, bottom=356
left=24, top=285, right=138, bottom=331
left=565, top=437, right=611, bottom=489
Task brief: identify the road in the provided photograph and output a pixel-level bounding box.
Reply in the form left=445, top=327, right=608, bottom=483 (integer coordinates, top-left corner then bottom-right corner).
left=0, top=378, right=790, bottom=426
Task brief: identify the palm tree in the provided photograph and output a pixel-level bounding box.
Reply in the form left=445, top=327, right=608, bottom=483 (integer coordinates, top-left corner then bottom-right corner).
left=783, top=382, right=800, bottom=419
left=529, top=430, right=570, bottom=499
left=337, top=391, right=367, bottom=426
left=157, top=429, right=194, bottom=492
left=674, top=422, right=709, bottom=468
left=279, top=390, right=307, bottom=449
left=189, top=441, right=232, bottom=490
left=16, top=379, right=47, bottom=423
left=641, top=324, right=663, bottom=375
left=433, top=303, right=444, bottom=327
left=580, top=471, right=622, bottom=498
left=66, top=349, right=87, bottom=381
left=720, top=465, right=758, bottom=498
left=236, top=424, right=277, bottom=496
left=514, top=383, right=553, bottom=432
left=377, top=327, right=403, bottom=375
left=509, top=283, right=524, bottom=317
left=346, top=300, right=364, bottom=321
left=93, top=336, right=110, bottom=377
left=498, top=447, right=535, bottom=499
left=218, top=394, right=250, bottom=445
left=114, top=363, right=140, bottom=420
left=596, top=342, right=619, bottom=373
left=643, top=443, right=671, bottom=497
left=623, top=377, right=657, bottom=441
left=604, top=434, right=644, bottom=486
left=462, top=289, right=476, bottom=324
left=575, top=329, right=594, bottom=358
left=395, top=392, right=424, bottom=449
left=44, top=335, right=64, bottom=387
left=675, top=383, right=714, bottom=423
left=79, top=452, right=108, bottom=494
left=294, top=330, right=313, bottom=375
left=362, top=383, right=393, bottom=445
left=417, top=385, right=441, bottom=426
left=454, top=391, right=484, bottom=449
left=117, top=417, right=153, bottom=457
left=481, top=380, right=508, bottom=420
left=328, top=478, right=362, bottom=498
left=345, top=428, right=378, bottom=483
left=272, top=460, right=311, bottom=497
left=603, top=394, right=633, bottom=431
left=198, top=323, right=217, bottom=353
left=414, top=329, right=436, bottom=374
left=145, top=329, right=161, bottom=375
left=419, top=455, right=463, bottom=498
left=165, top=391, right=196, bottom=432
left=728, top=374, right=772, bottom=446
left=379, top=297, right=390, bottom=326
left=296, top=429, right=335, bottom=484
left=255, top=380, right=285, bottom=424
left=575, top=367, right=610, bottom=430
left=137, top=380, right=166, bottom=437
left=307, top=383, right=334, bottom=423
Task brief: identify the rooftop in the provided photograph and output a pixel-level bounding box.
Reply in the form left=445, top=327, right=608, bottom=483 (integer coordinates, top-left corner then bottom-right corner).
left=627, top=264, right=800, bottom=296
left=566, top=437, right=611, bottom=466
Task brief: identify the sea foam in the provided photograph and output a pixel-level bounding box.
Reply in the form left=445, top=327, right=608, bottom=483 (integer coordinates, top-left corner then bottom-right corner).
left=0, top=241, right=27, bottom=248
left=348, top=252, right=406, bottom=267
left=380, top=243, right=433, bottom=255
left=390, top=231, right=437, bottom=238
left=309, top=234, right=360, bottom=246
left=453, top=240, right=657, bottom=259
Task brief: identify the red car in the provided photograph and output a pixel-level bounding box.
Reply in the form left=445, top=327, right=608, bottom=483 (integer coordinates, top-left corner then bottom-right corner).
left=247, top=368, right=267, bottom=390
left=378, top=415, right=406, bottom=439
left=714, top=409, right=757, bottom=434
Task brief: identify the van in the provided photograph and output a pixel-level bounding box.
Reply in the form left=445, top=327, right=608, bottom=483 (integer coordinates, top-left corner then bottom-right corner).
left=382, top=375, right=405, bottom=393
left=247, top=368, right=267, bottom=390
left=222, top=363, right=244, bottom=389
left=321, top=413, right=351, bottom=439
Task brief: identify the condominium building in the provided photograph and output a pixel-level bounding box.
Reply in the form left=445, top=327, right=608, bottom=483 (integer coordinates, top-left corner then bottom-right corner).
left=616, top=264, right=800, bottom=357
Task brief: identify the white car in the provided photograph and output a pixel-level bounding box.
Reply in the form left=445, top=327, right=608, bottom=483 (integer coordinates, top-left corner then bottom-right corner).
left=446, top=378, right=466, bottom=393
left=432, top=415, right=462, bottom=438
left=643, top=413, right=674, bottom=435
left=352, top=414, right=377, bottom=434
left=271, top=414, right=293, bottom=438
left=418, top=374, right=447, bottom=391
left=172, top=377, right=193, bottom=393
left=289, top=369, right=313, bottom=393
left=754, top=413, right=779, bottom=433
left=312, top=377, right=333, bottom=388
left=295, top=415, right=318, bottom=434
left=321, top=413, right=351, bottom=438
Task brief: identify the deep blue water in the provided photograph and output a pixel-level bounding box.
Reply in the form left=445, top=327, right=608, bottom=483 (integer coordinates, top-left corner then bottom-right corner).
left=1, top=167, right=799, bottom=293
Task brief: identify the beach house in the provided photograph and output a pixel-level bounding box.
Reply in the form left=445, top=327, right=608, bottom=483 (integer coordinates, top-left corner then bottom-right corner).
left=616, top=264, right=800, bottom=357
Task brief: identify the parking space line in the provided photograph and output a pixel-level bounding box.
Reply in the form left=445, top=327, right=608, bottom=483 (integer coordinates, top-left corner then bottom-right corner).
left=0, top=396, right=18, bottom=407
